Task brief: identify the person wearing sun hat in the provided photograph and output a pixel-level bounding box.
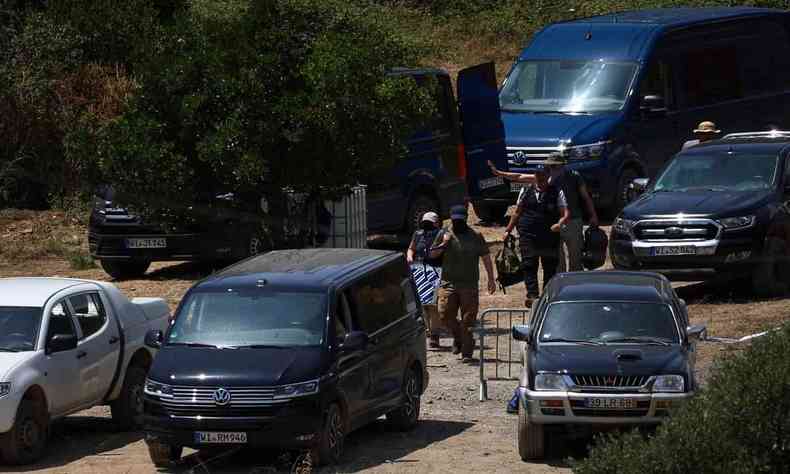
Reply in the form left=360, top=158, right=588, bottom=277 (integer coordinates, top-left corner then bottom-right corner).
left=682, top=121, right=721, bottom=150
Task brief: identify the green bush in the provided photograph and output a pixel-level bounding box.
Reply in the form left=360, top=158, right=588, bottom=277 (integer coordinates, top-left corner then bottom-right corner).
left=574, top=326, right=790, bottom=474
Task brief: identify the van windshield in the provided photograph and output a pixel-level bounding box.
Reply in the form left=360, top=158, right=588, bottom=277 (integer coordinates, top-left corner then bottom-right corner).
left=653, top=154, right=779, bottom=192
left=168, top=290, right=327, bottom=348
left=500, top=60, right=638, bottom=113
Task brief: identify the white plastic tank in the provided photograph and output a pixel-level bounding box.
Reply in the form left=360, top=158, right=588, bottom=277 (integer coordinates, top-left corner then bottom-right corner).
left=319, top=185, right=367, bottom=248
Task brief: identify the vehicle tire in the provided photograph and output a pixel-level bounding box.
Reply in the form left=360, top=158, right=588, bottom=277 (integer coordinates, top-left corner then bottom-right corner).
left=406, top=194, right=440, bottom=236
left=613, top=166, right=641, bottom=215
left=752, top=237, right=790, bottom=297
left=312, top=402, right=345, bottom=466
left=111, top=366, right=146, bottom=431
left=517, top=401, right=544, bottom=461
left=474, top=202, right=509, bottom=225
left=0, top=399, right=48, bottom=465
left=147, top=441, right=183, bottom=468
left=386, top=368, right=421, bottom=431
left=100, top=259, right=151, bottom=280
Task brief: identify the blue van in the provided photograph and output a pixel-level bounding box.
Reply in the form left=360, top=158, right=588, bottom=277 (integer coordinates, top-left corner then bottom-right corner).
left=499, top=7, right=790, bottom=215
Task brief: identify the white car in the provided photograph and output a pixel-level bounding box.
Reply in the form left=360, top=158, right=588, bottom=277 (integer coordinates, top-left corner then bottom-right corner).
left=0, top=278, right=170, bottom=464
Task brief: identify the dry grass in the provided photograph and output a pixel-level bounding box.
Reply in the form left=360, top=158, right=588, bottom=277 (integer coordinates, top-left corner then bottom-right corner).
left=0, top=209, right=90, bottom=266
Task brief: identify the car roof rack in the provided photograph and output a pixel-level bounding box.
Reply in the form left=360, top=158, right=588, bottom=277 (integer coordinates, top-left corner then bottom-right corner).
left=722, top=131, right=790, bottom=140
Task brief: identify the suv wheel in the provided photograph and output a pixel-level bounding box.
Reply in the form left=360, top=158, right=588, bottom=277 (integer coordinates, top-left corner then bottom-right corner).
left=517, top=401, right=544, bottom=461
left=100, top=259, right=151, bottom=280
left=111, top=366, right=146, bottom=430
left=614, top=167, right=641, bottom=214
left=0, top=400, right=48, bottom=465
left=313, top=403, right=345, bottom=466
left=386, top=368, right=421, bottom=431
left=752, top=237, right=790, bottom=297
left=407, top=194, right=440, bottom=237
left=147, top=441, right=183, bottom=467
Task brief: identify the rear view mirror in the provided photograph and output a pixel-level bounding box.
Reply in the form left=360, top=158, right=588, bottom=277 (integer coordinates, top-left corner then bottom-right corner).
left=640, top=95, right=667, bottom=118
left=145, top=329, right=163, bottom=350
left=687, top=325, right=707, bottom=342
left=340, top=331, right=368, bottom=352
left=46, top=334, right=77, bottom=355
left=512, top=324, right=532, bottom=344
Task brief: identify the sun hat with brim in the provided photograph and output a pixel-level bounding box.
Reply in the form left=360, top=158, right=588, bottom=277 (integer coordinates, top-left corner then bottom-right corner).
left=421, top=211, right=440, bottom=224
left=543, top=154, right=568, bottom=166
left=450, top=205, right=467, bottom=220
left=693, top=121, right=721, bottom=134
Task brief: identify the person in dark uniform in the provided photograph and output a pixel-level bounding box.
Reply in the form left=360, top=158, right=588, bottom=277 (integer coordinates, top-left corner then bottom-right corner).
left=503, top=167, right=570, bottom=307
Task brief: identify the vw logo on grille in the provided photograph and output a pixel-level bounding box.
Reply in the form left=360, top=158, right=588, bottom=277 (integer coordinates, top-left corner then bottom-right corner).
left=512, top=150, right=528, bottom=165
left=664, top=226, right=683, bottom=236
left=213, top=388, right=231, bottom=406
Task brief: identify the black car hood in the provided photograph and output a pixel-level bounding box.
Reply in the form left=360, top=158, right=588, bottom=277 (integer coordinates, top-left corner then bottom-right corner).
left=531, top=344, right=687, bottom=376
left=624, top=189, right=774, bottom=218
left=148, top=346, right=326, bottom=386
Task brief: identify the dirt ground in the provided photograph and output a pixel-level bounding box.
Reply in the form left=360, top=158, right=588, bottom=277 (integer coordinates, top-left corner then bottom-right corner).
left=0, top=209, right=787, bottom=473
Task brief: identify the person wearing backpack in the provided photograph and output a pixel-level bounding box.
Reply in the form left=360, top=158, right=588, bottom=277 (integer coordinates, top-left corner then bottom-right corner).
left=407, top=211, right=444, bottom=348
left=503, top=167, right=570, bottom=308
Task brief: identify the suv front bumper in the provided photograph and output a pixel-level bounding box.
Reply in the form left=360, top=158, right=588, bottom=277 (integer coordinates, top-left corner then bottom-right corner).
left=519, top=387, right=693, bottom=426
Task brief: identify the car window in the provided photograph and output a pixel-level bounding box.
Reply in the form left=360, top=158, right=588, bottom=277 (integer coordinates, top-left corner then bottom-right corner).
left=47, top=302, right=77, bottom=341
left=334, top=292, right=353, bottom=342
left=677, top=43, right=742, bottom=108
left=640, top=58, right=674, bottom=110
left=351, top=261, right=407, bottom=334
left=0, top=307, right=42, bottom=352
left=68, top=293, right=107, bottom=339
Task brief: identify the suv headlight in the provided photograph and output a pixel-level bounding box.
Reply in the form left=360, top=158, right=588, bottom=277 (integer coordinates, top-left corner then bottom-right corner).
left=719, top=215, right=755, bottom=230
left=0, top=383, right=10, bottom=398
left=534, top=373, right=568, bottom=391
left=273, top=380, right=319, bottom=399
left=564, top=141, right=611, bottom=160
left=144, top=379, right=174, bottom=399
left=613, top=217, right=635, bottom=236
left=653, top=375, right=684, bottom=393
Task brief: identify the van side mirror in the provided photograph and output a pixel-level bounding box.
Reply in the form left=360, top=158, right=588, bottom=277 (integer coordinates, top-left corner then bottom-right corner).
left=687, top=325, right=707, bottom=342
left=46, top=334, right=78, bottom=355
left=145, top=329, right=163, bottom=350
left=640, top=95, right=667, bottom=118
left=512, top=324, right=532, bottom=344
left=340, top=331, right=368, bottom=352
left=629, top=178, right=649, bottom=199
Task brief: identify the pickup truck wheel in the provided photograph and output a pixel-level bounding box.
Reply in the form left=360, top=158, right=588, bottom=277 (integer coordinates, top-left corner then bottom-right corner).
left=147, top=441, right=182, bottom=467
left=385, top=368, right=421, bottom=431
left=111, top=366, right=146, bottom=430
left=312, top=403, right=344, bottom=466
left=517, top=401, right=544, bottom=461
left=614, top=167, right=641, bottom=215
left=100, top=260, right=151, bottom=280
left=752, top=237, right=790, bottom=297
left=0, top=400, right=48, bottom=465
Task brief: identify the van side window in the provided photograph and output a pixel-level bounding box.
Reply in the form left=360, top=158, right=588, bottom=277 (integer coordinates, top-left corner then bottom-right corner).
left=641, top=59, right=673, bottom=109
left=737, top=31, right=790, bottom=96
left=351, top=261, right=406, bottom=333
left=334, top=292, right=353, bottom=342
left=677, top=44, right=742, bottom=107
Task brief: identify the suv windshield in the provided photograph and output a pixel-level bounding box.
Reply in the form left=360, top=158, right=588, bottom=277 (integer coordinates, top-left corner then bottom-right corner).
left=168, top=290, right=327, bottom=348
left=653, top=154, right=779, bottom=192
left=500, top=60, right=638, bottom=113
left=0, top=307, right=42, bottom=352
left=539, top=302, right=679, bottom=344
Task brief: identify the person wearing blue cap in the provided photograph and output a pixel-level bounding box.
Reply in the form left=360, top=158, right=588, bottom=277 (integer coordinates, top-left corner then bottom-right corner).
left=430, top=205, right=496, bottom=362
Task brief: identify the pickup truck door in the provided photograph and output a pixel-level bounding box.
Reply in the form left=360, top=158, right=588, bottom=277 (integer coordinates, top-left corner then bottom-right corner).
left=66, top=292, right=121, bottom=406
left=42, top=301, right=83, bottom=416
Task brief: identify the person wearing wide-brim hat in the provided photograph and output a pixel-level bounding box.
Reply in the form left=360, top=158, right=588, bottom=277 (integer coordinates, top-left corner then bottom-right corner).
left=682, top=121, right=721, bottom=150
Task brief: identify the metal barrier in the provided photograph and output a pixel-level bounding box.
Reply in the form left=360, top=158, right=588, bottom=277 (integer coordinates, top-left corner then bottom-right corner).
left=475, top=308, right=530, bottom=402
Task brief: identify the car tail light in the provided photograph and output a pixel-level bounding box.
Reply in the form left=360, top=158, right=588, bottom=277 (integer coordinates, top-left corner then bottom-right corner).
left=457, top=143, right=467, bottom=179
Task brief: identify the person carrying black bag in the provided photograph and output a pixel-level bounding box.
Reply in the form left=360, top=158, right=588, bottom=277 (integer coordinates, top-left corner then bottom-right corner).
left=503, top=167, right=570, bottom=308
left=407, top=212, right=444, bottom=348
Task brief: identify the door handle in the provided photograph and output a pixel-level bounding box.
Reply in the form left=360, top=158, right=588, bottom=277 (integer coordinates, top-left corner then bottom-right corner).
left=77, top=351, right=87, bottom=359
left=109, top=336, right=120, bottom=344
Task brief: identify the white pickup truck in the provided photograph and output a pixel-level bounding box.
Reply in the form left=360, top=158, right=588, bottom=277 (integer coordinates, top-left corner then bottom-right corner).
left=0, top=278, right=170, bottom=464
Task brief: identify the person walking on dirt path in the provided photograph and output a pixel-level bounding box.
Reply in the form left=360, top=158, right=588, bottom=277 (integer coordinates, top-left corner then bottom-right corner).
left=431, top=205, right=496, bottom=363
left=503, top=167, right=570, bottom=308
left=407, top=211, right=445, bottom=349
left=682, top=121, right=721, bottom=150
left=488, top=155, right=599, bottom=272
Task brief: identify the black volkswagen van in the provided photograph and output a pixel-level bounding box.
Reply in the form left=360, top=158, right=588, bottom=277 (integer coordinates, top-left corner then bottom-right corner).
left=142, top=249, right=428, bottom=466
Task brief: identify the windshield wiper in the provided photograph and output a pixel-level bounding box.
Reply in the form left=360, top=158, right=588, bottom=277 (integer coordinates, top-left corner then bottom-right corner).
left=0, top=348, right=19, bottom=352
left=225, top=344, right=288, bottom=349
left=603, top=336, right=671, bottom=346
left=541, top=337, right=603, bottom=346
left=166, top=342, right=220, bottom=348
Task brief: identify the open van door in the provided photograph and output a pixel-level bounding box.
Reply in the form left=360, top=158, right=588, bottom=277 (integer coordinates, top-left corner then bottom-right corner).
left=457, top=62, right=511, bottom=222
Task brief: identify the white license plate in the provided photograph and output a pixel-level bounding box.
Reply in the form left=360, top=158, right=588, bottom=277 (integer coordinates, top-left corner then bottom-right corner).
left=194, top=431, right=248, bottom=444
left=511, top=182, right=526, bottom=192
left=126, top=238, right=166, bottom=249
left=479, top=176, right=504, bottom=190
left=585, top=398, right=637, bottom=409
left=651, top=246, right=696, bottom=256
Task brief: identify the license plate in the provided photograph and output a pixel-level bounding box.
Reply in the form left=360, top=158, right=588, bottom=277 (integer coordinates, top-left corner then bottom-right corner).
left=511, top=182, right=526, bottom=192
left=651, top=246, right=696, bottom=256
left=585, top=398, right=636, bottom=409
left=126, top=238, right=166, bottom=249
left=479, top=176, right=504, bottom=190
left=194, top=431, right=248, bottom=444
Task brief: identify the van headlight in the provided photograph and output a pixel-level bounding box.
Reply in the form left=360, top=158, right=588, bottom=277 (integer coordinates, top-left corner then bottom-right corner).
left=613, top=217, right=635, bottom=236
left=565, top=141, right=611, bottom=160
left=144, top=379, right=174, bottom=399
left=0, top=383, right=10, bottom=398
left=719, top=215, right=755, bottom=230
left=534, top=374, right=568, bottom=391
left=653, top=375, right=684, bottom=393
left=273, top=380, right=319, bottom=399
